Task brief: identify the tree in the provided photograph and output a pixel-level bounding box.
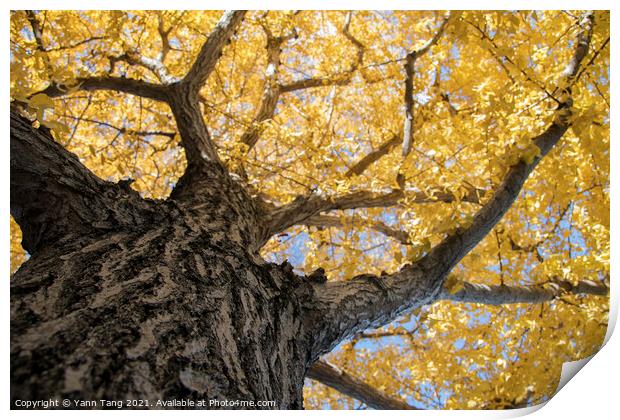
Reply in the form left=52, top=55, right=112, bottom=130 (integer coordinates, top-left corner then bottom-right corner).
left=10, top=10, right=609, bottom=410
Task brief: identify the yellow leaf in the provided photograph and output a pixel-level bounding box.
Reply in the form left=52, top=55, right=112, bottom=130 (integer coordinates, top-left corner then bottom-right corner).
left=521, top=143, right=541, bottom=165
left=444, top=275, right=465, bottom=294
left=42, top=120, right=70, bottom=136
left=28, top=93, right=55, bottom=110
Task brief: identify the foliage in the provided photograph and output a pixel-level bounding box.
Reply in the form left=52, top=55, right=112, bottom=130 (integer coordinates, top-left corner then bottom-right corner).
left=10, top=10, right=609, bottom=409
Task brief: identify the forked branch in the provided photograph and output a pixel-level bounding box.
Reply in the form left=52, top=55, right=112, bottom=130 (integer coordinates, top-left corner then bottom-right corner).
left=243, top=11, right=365, bottom=152
left=182, top=10, right=246, bottom=91
left=167, top=10, right=246, bottom=169
left=306, top=270, right=608, bottom=408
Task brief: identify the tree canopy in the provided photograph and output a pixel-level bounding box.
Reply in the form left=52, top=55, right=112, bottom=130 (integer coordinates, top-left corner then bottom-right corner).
left=10, top=10, right=609, bottom=409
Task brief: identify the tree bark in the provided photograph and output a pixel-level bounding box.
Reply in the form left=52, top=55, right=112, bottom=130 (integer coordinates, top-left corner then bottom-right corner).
left=10, top=112, right=313, bottom=408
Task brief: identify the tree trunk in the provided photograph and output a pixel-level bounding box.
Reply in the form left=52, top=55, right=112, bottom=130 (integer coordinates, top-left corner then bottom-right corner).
left=10, top=112, right=315, bottom=408
left=11, top=207, right=315, bottom=408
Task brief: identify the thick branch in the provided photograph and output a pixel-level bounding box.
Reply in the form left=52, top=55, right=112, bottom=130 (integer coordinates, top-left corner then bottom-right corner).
left=307, top=360, right=415, bottom=410
left=301, top=12, right=595, bottom=360
left=182, top=10, right=246, bottom=90
left=39, top=77, right=169, bottom=102
left=165, top=11, right=245, bottom=169
left=167, top=84, right=224, bottom=169
left=440, top=277, right=609, bottom=305
left=10, top=110, right=156, bottom=254
left=302, top=121, right=573, bottom=358
left=305, top=275, right=608, bottom=409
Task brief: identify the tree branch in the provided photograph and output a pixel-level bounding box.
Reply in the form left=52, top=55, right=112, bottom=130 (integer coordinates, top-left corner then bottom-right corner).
left=346, top=134, right=401, bottom=177
left=261, top=185, right=483, bottom=246
left=25, top=10, right=106, bottom=52
left=342, top=12, right=365, bottom=71
left=508, top=203, right=570, bottom=261
left=440, top=277, right=609, bottom=305
left=307, top=360, right=415, bottom=410
left=304, top=214, right=411, bottom=244
left=240, top=24, right=297, bottom=151
left=279, top=76, right=351, bottom=93
left=182, top=10, right=246, bottom=91
left=301, top=12, right=595, bottom=360
left=562, top=12, right=597, bottom=82
left=25, top=10, right=46, bottom=51
left=163, top=11, right=245, bottom=170
left=24, top=11, right=254, bottom=222
left=278, top=12, right=365, bottom=95
left=305, top=273, right=608, bottom=409
left=25, top=11, right=168, bottom=102
left=38, top=77, right=169, bottom=102
left=25, top=10, right=171, bottom=103
left=156, top=11, right=181, bottom=63
left=575, top=35, right=610, bottom=84
left=25, top=10, right=105, bottom=53
left=60, top=114, right=177, bottom=139
left=402, top=12, right=450, bottom=157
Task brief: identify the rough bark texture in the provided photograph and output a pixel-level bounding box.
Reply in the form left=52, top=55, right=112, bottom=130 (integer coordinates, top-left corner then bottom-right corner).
left=11, top=223, right=314, bottom=408
left=10, top=112, right=315, bottom=408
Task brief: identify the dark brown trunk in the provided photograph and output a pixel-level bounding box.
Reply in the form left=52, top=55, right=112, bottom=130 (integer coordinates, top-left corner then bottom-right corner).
left=11, top=205, right=314, bottom=408
left=10, top=111, right=317, bottom=408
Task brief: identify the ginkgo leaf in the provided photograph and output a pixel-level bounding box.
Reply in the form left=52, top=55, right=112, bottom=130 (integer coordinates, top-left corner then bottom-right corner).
left=28, top=93, right=54, bottom=110
left=444, top=275, right=465, bottom=294
left=42, top=120, right=70, bottom=137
